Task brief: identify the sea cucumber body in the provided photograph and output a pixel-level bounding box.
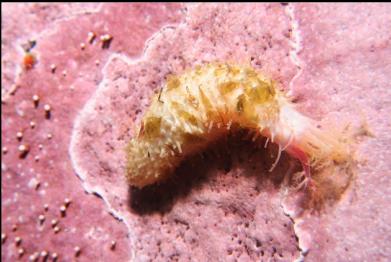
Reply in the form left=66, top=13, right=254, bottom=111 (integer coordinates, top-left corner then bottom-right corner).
left=126, top=63, right=346, bottom=188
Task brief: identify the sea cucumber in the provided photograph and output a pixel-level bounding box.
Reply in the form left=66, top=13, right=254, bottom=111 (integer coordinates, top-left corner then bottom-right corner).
left=126, top=63, right=349, bottom=188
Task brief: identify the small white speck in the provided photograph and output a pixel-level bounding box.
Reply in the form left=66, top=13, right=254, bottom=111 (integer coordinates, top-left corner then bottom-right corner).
left=32, top=94, right=40, bottom=102
left=50, top=64, right=57, bottom=73
left=2, top=146, right=8, bottom=154
left=87, top=31, right=96, bottom=44
left=18, top=144, right=29, bottom=153
left=28, top=178, right=39, bottom=189
left=74, top=246, right=81, bottom=256
left=1, top=163, right=7, bottom=172
left=29, top=253, right=39, bottom=261
left=110, top=240, right=116, bottom=250
left=53, top=226, right=60, bottom=234
left=14, top=236, right=22, bottom=246
left=40, top=250, right=48, bottom=258
left=16, top=131, right=23, bottom=140
left=51, top=219, right=58, bottom=227
left=64, top=198, right=71, bottom=207
left=1, top=233, right=7, bottom=244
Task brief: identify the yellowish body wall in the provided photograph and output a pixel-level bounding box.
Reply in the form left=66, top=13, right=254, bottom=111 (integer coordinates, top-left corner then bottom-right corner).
left=126, top=63, right=349, bottom=188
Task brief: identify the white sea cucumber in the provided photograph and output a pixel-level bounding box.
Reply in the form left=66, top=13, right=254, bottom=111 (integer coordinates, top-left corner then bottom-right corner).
left=126, top=63, right=349, bottom=188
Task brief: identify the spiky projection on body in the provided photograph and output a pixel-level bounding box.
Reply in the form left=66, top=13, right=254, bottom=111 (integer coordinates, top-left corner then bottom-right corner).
left=126, top=63, right=349, bottom=188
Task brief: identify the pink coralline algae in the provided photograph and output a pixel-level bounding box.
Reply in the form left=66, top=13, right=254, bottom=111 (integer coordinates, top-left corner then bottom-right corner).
left=2, top=3, right=183, bottom=261
left=2, top=3, right=391, bottom=262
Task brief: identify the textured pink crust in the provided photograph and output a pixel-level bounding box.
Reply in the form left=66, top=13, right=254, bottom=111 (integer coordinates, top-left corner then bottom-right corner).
left=70, top=3, right=303, bottom=261
left=2, top=2, right=391, bottom=261
left=1, top=3, right=183, bottom=261
left=283, top=3, right=391, bottom=261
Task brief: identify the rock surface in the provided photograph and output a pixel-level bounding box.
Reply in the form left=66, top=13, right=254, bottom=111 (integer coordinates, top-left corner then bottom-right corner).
left=70, top=3, right=302, bottom=261
left=1, top=3, right=183, bottom=261
left=2, top=3, right=391, bottom=262
left=285, top=4, right=391, bottom=262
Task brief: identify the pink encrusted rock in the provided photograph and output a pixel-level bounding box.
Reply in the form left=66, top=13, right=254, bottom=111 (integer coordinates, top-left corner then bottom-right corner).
left=71, top=3, right=302, bottom=261
left=282, top=3, right=391, bottom=261
left=4, top=2, right=390, bottom=261
left=1, top=3, right=101, bottom=98
left=2, top=3, right=183, bottom=262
